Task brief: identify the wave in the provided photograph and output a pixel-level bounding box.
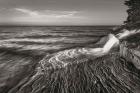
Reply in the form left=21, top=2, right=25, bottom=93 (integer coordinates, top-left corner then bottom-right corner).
left=38, top=34, right=119, bottom=71
left=13, top=31, right=139, bottom=93
left=1, top=28, right=140, bottom=93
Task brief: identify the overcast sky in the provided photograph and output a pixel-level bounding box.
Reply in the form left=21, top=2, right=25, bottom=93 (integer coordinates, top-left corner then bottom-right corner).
left=0, top=0, right=127, bottom=25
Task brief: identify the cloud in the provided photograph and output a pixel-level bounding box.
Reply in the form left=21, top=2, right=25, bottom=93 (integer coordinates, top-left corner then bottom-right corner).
left=14, top=8, right=78, bottom=18
left=15, top=8, right=39, bottom=16
left=9, top=8, right=88, bottom=25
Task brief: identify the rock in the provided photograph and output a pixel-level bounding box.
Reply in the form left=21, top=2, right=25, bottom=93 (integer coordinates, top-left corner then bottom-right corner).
left=120, top=43, right=140, bottom=69
left=3, top=50, right=139, bottom=93
left=0, top=30, right=140, bottom=93
left=0, top=51, right=42, bottom=93
left=120, top=31, right=140, bottom=69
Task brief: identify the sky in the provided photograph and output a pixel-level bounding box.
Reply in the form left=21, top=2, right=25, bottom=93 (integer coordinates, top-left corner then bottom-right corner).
left=0, top=0, right=128, bottom=25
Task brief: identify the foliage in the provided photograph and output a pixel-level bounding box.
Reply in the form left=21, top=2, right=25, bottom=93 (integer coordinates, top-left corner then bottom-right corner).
left=124, top=0, right=140, bottom=28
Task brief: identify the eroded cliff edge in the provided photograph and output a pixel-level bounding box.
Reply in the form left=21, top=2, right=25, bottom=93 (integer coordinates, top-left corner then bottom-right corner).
left=118, top=0, right=140, bottom=70
left=120, top=32, right=140, bottom=69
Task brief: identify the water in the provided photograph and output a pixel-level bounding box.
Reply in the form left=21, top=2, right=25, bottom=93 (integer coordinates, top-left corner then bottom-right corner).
left=1, top=26, right=140, bottom=93
left=0, top=26, right=114, bottom=56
